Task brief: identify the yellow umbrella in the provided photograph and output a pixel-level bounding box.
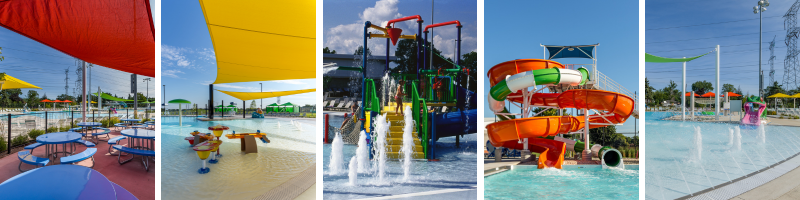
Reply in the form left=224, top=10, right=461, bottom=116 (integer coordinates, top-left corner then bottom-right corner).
left=792, top=93, right=800, bottom=108
left=767, top=93, right=791, bottom=98
left=0, top=73, right=41, bottom=90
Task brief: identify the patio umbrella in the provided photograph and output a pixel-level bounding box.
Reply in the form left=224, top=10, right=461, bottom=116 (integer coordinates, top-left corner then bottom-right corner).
left=685, top=92, right=700, bottom=97
left=53, top=100, right=63, bottom=109
left=792, top=93, right=800, bottom=108
left=768, top=93, right=791, bottom=110
left=700, top=92, right=716, bottom=98
left=40, top=99, right=52, bottom=109
left=168, top=99, right=191, bottom=126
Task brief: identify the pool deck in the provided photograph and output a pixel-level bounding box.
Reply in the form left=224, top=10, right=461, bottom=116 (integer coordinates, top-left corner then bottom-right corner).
left=0, top=128, right=155, bottom=200
left=734, top=164, right=800, bottom=200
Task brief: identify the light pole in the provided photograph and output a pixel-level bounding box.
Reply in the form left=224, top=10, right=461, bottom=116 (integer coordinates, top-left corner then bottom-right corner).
left=143, top=78, right=151, bottom=116
left=754, top=0, right=769, bottom=97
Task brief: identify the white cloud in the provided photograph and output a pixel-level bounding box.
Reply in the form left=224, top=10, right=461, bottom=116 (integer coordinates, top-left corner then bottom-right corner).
left=215, top=84, right=258, bottom=92
left=162, top=69, right=184, bottom=78
left=161, top=45, right=191, bottom=68
left=324, top=0, right=476, bottom=60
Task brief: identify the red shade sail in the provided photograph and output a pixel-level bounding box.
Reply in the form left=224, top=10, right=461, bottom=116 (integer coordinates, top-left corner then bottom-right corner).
left=39, top=99, right=52, bottom=103
left=53, top=100, right=63, bottom=103
left=700, top=92, right=716, bottom=98
left=685, top=92, right=700, bottom=97
left=0, top=0, right=155, bottom=77
left=62, top=100, right=73, bottom=103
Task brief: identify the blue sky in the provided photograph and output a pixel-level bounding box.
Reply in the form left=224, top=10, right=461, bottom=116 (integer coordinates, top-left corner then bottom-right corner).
left=484, top=1, right=640, bottom=133
left=323, top=0, right=477, bottom=59
left=161, top=0, right=316, bottom=109
left=646, top=0, right=793, bottom=95
left=0, top=2, right=156, bottom=103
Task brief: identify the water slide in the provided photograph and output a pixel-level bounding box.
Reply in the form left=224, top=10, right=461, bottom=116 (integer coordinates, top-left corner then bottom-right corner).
left=485, top=59, right=634, bottom=169
left=741, top=101, right=766, bottom=128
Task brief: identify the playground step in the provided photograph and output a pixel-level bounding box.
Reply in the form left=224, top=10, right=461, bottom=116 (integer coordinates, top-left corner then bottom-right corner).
left=386, top=152, right=425, bottom=159
left=387, top=138, right=421, bottom=145
left=389, top=126, right=416, bottom=132
left=426, top=102, right=457, bottom=107
left=388, top=131, right=418, bottom=138
left=385, top=144, right=424, bottom=152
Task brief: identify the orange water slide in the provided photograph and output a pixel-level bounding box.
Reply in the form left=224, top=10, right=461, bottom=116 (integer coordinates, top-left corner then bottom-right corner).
left=486, top=59, right=635, bottom=169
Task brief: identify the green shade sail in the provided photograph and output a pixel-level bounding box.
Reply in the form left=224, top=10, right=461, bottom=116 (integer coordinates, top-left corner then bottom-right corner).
left=645, top=52, right=711, bottom=63
left=267, top=103, right=280, bottom=106
left=94, top=93, right=133, bottom=102
left=280, top=102, right=295, bottom=106
left=168, top=99, right=191, bottom=104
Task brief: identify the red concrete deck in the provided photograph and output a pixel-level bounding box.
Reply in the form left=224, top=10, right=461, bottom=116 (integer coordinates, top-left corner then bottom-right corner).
left=0, top=129, right=155, bottom=200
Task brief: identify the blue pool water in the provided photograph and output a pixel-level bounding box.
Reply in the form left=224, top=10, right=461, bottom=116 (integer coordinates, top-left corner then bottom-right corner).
left=484, top=165, right=639, bottom=200
left=322, top=133, right=478, bottom=199
left=160, top=116, right=315, bottom=199
left=645, top=112, right=800, bottom=199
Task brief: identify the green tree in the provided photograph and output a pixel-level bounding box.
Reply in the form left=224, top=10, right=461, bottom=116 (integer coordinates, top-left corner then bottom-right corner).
left=323, top=47, right=336, bottom=54
left=392, top=39, right=418, bottom=74
left=249, top=100, right=257, bottom=109
left=354, top=46, right=371, bottom=56
left=645, top=78, right=655, bottom=105
left=0, top=88, right=22, bottom=107
left=691, top=80, right=713, bottom=95
left=765, top=81, right=785, bottom=98
left=25, top=90, right=39, bottom=107
left=458, top=51, right=478, bottom=91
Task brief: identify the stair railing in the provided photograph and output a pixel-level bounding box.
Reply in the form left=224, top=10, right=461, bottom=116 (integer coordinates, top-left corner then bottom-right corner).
left=411, top=81, right=429, bottom=159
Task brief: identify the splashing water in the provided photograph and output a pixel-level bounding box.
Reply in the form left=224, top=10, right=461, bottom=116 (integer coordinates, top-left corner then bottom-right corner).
left=348, top=156, right=358, bottom=185
left=758, top=125, right=766, bottom=144
left=381, top=73, right=397, bottom=108
left=691, top=126, right=702, bottom=161
left=356, top=130, right=369, bottom=173
left=277, top=121, right=281, bottom=130
left=373, top=113, right=390, bottom=183
left=734, top=126, right=742, bottom=151
left=328, top=131, right=344, bottom=174
left=401, top=106, right=415, bottom=181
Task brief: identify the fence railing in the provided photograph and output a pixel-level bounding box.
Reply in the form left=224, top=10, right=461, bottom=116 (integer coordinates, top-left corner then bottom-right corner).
left=595, top=70, right=638, bottom=114
left=1, top=109, right=153, bottom=154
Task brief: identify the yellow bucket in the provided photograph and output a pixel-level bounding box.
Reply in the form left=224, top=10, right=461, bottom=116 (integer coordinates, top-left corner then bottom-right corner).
left=196, top=151, right=211, bottom=160
left=212, top=130, right=224, bottom=137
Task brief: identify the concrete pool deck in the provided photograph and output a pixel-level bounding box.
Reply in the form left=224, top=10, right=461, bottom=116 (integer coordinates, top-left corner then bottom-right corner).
left=734, top=164, right=800, bottom=200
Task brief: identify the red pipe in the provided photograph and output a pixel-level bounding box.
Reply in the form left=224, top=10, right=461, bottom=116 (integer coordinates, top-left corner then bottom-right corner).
left=424, top=20, right=461, bottom=32
left=324, top=114, right=329, bottom=143
left=343, top=113, right=348, bottom=127
left=386, top=15, right=422, bottom=27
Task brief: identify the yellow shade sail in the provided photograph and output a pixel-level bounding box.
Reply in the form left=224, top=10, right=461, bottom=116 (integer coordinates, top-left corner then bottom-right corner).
left=0, top=73, right=41, bottom=90
left=792, top=93, right=800, bottom=98
left=217, top=88, right=316, bottom=101
left=200, top=0, right=316, bottom=84
left=768, top=93, right=792, bottom=98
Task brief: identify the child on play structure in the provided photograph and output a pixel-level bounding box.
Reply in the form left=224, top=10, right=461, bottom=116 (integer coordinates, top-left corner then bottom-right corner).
left=433, top=78, right=443, bottom=101
left=395, top=80, right=405, bottom=116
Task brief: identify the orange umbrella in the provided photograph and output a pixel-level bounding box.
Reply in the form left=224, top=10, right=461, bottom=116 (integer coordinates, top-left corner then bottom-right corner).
left=722, top=92, right=742, bottom=97
left=700, top=92, right=716, bottom=98
left=685, top=92, right=700, bottom=97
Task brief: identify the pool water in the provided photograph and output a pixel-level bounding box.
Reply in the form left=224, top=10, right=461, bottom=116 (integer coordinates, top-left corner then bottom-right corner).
left=322, top=133, right=478, bottom=199
left=484, top=165, right=639, bottom=200
left=160, top=116, right=316, bottom=199
left=645, top=112, right=800, bottom=199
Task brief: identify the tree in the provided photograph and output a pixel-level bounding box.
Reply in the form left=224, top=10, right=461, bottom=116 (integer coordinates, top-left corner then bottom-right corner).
left=645, top=78, right=655, bottom=105
left=392, top=39, right=418, bottom=74
left=354, top=46, right=371, bottom=56
left=691, top=80, right=713, bottom=95
left=323, top=47, right=336, bottom=54
left=0, top=88, right=22, bottom=107
left=249, top=100, right=257, bottom=109
left=458, top=51, right=478, bottom=91
left=25, top=90, right=39, bottom=107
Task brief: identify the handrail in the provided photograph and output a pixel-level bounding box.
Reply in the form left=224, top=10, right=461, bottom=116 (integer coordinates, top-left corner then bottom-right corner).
left=410, top=81, right=429, bottom=159
left=595, top=70, right=639, bottom=114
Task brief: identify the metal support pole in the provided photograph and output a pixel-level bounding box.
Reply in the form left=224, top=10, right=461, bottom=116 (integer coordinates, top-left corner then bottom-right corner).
left=716, top=45, right=720, bottom=120
left=386, top=37, right=390, bottom=73
left=583, top=108, right=590, bottom=161
left=682, top=60, right=686, bottom=121
left=209, top=84, right=214, bottom=119
left=7, top=114, right=10, bottom=154
left=82, top=61, right=87, bottom=123
left=363, top=21, right=371, bottom=158
left=417, top=20, right=423, bottom=82
left=243, top=100, right=246, bottom=118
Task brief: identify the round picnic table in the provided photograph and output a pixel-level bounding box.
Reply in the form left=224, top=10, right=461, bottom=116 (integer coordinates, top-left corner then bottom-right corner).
left=120, top=118, right=141, bottom=127
left=0, top=165, right=135, bottom=199
left=76, top=122, right=102, bottom=135
left=36, top=132, right=82, bottom=162
left=121, top=129, right=154, bottom=149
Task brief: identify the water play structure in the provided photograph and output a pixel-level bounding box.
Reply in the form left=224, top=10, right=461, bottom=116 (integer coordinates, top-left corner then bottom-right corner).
left=329, top=15, right=477, bottom=161
left=486, top=45, right=637, bottom=169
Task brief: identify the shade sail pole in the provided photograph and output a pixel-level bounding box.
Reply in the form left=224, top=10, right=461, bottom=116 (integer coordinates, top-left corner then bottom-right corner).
left=682, top=59, right=686, bottom=121
left=82, top=61, right=87, bottom=123
left=716, top=45, right=720, bottom=121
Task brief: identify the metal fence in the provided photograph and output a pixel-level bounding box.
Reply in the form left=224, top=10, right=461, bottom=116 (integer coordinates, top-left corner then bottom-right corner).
left=1, top=109, right=153, bottom=154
